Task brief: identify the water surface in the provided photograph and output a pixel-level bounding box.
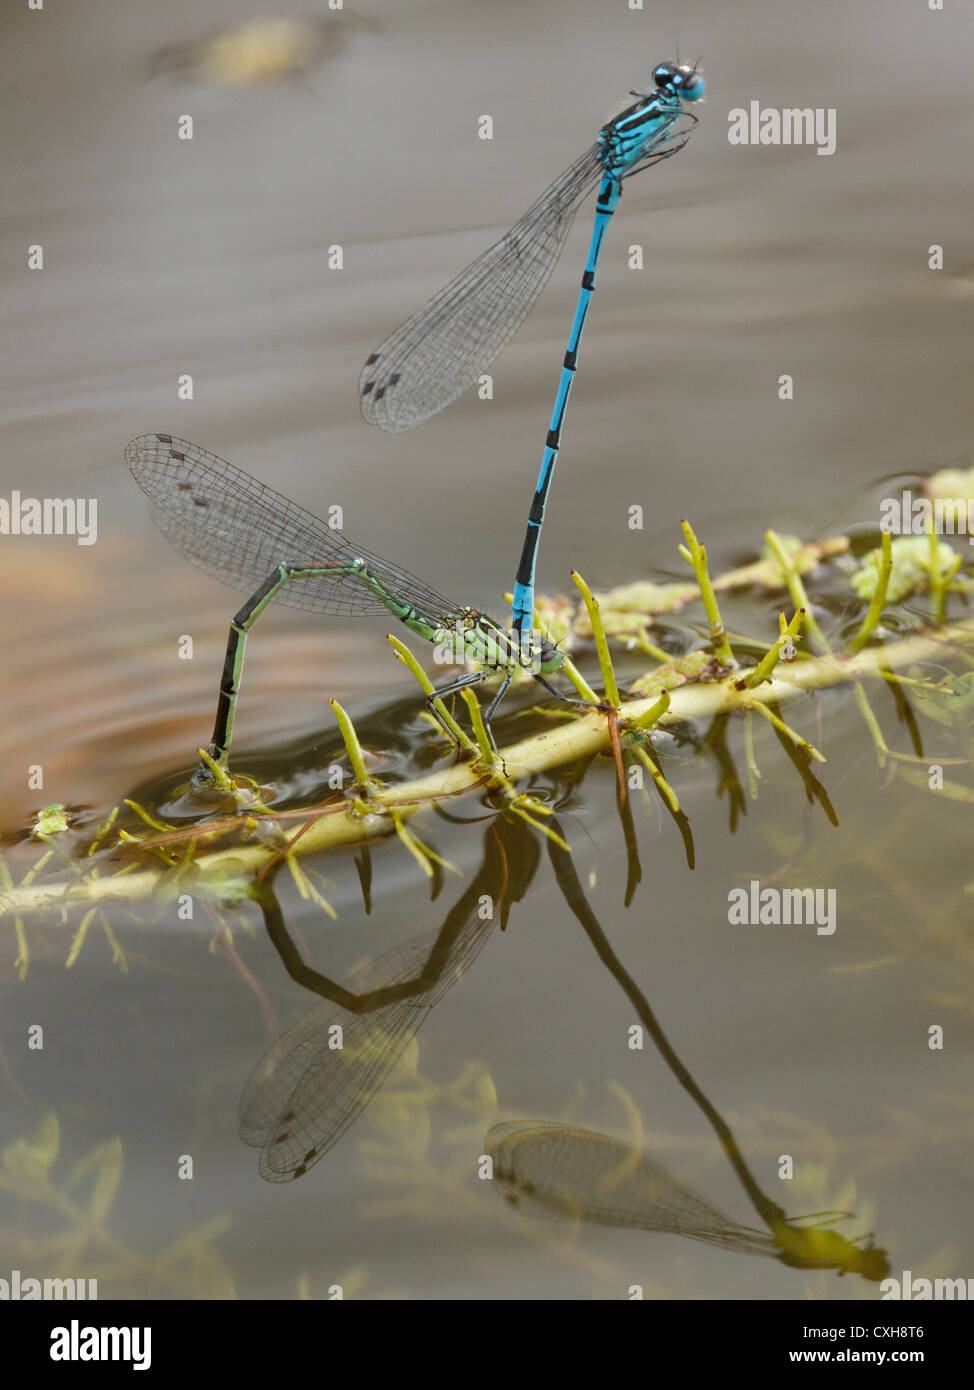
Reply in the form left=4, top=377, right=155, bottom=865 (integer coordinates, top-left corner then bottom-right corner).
left=1, top=0, right=973, bottom=1301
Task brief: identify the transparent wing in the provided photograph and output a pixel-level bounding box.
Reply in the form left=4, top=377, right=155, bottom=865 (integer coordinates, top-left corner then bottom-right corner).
left=126, top=433, right=461, bottom=619
left=359, top=144, right=604, bottom=433
left=486, top=1121, right=777, bottom=1257
left=240, top=909, right=498, bottom=1181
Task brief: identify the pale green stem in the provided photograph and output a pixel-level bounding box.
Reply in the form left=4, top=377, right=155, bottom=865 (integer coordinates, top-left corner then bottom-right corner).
left=628, top=689, right=670, bottom=733
left=743, top=711, right=761, bottom=799
left=766, top=528, right=887, bottom=764
left=764, top=530, right=828, bottom=653
left=746, top=608, right=806, bottom=688
left=329, top=699, right=378, bottom=796
left=456, top=687, right=493, bottom=766
left=628, top=743, right=681, bottom=814
left=848, top=533, right=892, bottom=655
left=678, top=521, right=736, bottom=667
left=571, top=569, right=620, bottom=708
left=748, top=699, right=826, bottom=763
left=387, top=635, right=474, bottom=753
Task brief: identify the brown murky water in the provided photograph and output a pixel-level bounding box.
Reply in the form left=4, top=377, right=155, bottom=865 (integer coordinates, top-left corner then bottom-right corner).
left=1, top=0, right=973, bottom=1300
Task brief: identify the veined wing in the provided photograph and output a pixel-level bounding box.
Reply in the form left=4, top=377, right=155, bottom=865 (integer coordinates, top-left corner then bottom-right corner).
left=359, top=144, right=604, bottom=433
left=126, top=433, right=462, bottom=620
left=240, top=907, right=499, bottom=1181
left=486, top=1121, right=776, bottom=1257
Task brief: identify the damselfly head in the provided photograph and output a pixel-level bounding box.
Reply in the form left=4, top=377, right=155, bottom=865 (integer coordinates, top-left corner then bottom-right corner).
left=842, top=1242, right=891, bottom=1282
left=653, top=61, right=705, bottom=103
left=538, top=636, right=565, bottom=674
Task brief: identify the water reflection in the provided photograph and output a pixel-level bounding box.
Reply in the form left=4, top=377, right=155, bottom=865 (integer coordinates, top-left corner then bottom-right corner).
left=240, top=817, right=538, bottom=1180
left=238, top=803, right=889, bottom=1282
left=479, top=825, right=888, bottom=1282
left=486, top=1119, right=887, bottom=1280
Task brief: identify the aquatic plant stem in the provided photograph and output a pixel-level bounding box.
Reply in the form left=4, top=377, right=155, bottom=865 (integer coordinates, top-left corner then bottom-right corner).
left=4, top=619, right=973, bottom=918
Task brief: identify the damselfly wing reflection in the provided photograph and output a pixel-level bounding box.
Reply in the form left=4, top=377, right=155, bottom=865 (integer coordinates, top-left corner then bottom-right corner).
left=241, top=917, right=496, bottom=1181
left=486, top=1121, right=889, bottom=1281
left=241, top=822, right=537, bottom=1180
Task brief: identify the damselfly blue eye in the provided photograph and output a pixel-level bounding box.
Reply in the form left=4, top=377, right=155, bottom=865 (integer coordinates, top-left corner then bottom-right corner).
left=681, top=69, right=705, bottom=101
left=654, top=62, right=705, bottom=101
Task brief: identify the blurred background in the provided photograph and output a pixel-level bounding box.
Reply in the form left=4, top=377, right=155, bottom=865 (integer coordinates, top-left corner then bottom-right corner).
left=1, top=0, right=973, bottom=1301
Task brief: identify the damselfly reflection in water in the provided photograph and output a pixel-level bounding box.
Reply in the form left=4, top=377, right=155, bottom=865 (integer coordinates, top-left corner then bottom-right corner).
left=478, top=827, right=891, bottom=1283
left=237, top=811, right=891, bottom=1291
left=240, top=821, right=537, bottom=1180
left=486, top=1120, right=889, bottom=1281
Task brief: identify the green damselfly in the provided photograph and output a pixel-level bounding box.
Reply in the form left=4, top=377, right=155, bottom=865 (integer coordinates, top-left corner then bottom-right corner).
left=126, top=434, right=576, bottom=788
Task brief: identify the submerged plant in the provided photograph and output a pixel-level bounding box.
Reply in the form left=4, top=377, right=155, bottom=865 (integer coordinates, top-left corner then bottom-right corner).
left=0, top=1113, right=234, bottom=1298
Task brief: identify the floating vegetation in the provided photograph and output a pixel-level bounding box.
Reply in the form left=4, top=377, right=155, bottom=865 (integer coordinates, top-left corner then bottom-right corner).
left=150, top=14, right=376, bottom=88
left=1, top=515, right=972, bottom=947
left=850, top=535, right=959, bottom=603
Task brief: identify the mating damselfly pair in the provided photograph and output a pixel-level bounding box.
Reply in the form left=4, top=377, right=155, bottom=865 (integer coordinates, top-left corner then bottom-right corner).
left=128, top=63, right=704, bottom=787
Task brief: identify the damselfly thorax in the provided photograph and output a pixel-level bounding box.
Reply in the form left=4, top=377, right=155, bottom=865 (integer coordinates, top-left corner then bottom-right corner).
left=434, top=608, right=564, bottom=675
left=600, top=63, right=704, bottom=178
